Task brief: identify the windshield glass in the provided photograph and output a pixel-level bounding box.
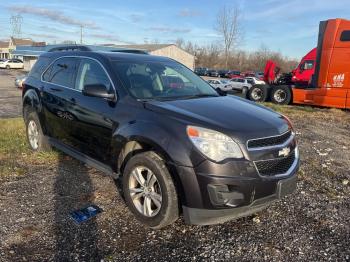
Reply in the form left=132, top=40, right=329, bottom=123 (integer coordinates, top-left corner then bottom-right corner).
left=112, top=61, right=218, bottom=100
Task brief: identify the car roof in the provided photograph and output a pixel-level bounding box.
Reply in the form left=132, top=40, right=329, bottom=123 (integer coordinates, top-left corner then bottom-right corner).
left=41, top=50, right=175, bottom=63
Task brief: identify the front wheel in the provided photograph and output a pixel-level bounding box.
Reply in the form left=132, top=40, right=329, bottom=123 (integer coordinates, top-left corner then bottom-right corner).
left=122, top=151, right=179, bottom=229
left=248, top=85, right=268, bottom=102
left=271, top=85, right=292, bottom=105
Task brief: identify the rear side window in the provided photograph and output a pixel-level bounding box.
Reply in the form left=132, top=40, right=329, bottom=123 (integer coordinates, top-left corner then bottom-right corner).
left=340, top=30, right=350, bottom=41
left=29, top=57, right=51, bottom=80
left=43, top=57, right=79, bottom=89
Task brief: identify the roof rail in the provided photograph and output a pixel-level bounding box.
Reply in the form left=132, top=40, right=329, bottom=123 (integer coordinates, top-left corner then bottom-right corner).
left=48, top=45, right=91, bottom=52
left=47, top=44, right=149, bottom=54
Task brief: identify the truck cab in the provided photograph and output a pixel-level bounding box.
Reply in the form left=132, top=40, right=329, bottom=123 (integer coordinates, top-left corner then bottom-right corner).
left=291, top=48, right=316, bottom=86
left=292, top=19, right=350, bottom=109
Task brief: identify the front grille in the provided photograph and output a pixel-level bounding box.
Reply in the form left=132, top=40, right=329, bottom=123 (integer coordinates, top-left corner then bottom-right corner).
left=248, top=131, right=292, bottom=149
left=255, top=151, right=295, bottom=176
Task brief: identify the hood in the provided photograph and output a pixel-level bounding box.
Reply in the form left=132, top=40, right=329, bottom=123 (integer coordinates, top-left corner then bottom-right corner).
left=144, top=96, right=289, bottom=142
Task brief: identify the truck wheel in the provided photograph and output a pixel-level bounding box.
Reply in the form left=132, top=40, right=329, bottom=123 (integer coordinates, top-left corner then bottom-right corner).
left=242, top=86, right=249, bottom=98
left=122, top=151, right=179, bottom=229
left=248, top=85, right=268, bottom=102
left=24, top=110, right=51, bottom=151
left=271, top=85, right=292, bottom=105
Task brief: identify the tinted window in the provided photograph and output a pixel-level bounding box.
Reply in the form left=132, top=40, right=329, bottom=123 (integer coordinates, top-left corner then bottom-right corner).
left=340, top=30, right=350, bottom=41
left=237, top=79, right=244, bottom=83
left=76, top=59, right=112, bottom=91
left=29, top=56, right=51, bottom=79
left=43, top=57, right=79, bottom=89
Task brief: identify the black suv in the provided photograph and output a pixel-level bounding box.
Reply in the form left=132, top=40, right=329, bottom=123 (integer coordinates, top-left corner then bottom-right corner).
left=22, top=46, right=299, bottom=229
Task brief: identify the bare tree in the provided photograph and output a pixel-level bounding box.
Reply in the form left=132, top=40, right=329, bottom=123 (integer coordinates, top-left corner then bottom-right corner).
left=215, top=5, right=243, bottom=68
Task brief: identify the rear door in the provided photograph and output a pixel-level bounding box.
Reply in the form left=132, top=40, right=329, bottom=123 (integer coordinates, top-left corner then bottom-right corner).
left=41, top=57, right=80, bottom=141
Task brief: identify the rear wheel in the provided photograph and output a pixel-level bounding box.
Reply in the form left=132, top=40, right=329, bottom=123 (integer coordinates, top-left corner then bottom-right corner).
left=271, top=85, right=292, bottom=105
left=122, top=151, right=179, bottom=229
left=248, top=85, right=268, bottom=102
left=24, top=109, right=51, bottom=151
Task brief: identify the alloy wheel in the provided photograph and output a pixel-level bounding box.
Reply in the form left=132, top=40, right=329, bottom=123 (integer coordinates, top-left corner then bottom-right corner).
left=128, top=166, right=162, bottom=217
left=28, top=120, right=39, bottom=150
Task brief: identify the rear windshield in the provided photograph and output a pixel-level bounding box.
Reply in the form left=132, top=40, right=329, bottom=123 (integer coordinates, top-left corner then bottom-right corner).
left=112, top=61, right=218, bottom=100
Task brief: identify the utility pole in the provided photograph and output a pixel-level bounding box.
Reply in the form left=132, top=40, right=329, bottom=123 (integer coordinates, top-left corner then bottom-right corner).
left=10, top=14, right=23, bottom=38
left=80, top=25, right=83, bottom=44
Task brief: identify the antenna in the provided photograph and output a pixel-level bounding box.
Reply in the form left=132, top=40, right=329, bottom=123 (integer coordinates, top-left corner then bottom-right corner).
left=10, top=14, right=23, bottom=38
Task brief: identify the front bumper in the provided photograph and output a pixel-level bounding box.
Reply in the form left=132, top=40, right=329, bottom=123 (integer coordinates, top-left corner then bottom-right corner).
left=183, top=174, right=297, bottom=225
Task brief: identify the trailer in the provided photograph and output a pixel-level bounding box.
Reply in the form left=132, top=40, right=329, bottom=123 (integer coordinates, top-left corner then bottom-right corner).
left=247, top=18, right=350, bottom=109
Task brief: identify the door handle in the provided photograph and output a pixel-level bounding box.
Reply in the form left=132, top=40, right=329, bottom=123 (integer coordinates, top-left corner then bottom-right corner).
left=50, top=87, right=63, bottom=92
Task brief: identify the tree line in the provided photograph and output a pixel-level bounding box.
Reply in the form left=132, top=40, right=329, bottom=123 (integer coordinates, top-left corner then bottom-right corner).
left=176, top=5, right=299, bottom=73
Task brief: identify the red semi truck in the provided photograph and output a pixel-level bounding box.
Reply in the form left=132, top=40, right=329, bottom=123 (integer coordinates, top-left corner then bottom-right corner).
left=248, top=18, right=350, bottom=109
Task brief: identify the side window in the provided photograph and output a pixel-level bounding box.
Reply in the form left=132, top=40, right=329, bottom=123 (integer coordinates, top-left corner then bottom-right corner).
left=76, top=58, right=112, bottom=91
left=237, top=79, right=244, bottom=83
left=340, top=30, right=350, bottom=41
left=43, top=57, right=79, bottom=89
left=29, top=57, right=51, bottom=80
left=304, top=60, right=314, bottom=70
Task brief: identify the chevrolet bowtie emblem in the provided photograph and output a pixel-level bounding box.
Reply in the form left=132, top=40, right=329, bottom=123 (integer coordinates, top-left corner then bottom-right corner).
left=278, top=147, right=291, bottom=157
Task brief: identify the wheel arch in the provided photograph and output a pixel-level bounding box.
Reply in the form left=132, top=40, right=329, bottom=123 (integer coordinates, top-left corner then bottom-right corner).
left=114, top=132, right=186, bottom=209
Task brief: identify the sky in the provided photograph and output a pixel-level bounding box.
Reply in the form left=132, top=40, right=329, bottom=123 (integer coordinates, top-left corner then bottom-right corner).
left=0, top=0, right=349, bottom=59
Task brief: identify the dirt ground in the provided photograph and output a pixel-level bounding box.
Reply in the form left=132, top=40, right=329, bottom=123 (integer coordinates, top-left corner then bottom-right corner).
left=0, top=72, right=349, bottom=261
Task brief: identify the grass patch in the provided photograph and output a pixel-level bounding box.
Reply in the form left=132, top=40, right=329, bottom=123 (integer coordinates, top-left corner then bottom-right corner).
left=0, top=118, right=59, bottom=177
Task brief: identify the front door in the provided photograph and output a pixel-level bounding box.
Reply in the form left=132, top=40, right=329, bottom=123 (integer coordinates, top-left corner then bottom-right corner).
left=67, top=58, right=118, bottom=164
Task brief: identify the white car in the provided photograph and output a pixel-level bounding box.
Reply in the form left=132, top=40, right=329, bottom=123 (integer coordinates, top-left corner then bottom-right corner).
left=245, top=76, right=265, bottom=85
left=229, top=78, right=252, bottom=91
left=0, top=59, right=24, bottom=69
left=207, top=79, right=232, bottom=91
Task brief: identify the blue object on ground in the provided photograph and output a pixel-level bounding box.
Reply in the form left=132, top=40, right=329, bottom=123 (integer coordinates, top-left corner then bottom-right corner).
left=70, top=205, right=103, bottom=224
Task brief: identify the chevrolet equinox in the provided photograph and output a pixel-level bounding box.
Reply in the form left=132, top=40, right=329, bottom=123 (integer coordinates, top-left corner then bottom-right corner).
left=22, top=46, right=299, bottom=229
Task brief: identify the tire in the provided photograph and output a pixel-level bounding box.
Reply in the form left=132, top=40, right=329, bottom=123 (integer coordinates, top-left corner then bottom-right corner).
left=242, top=86, right=249, bottom=98
left=248, top=85, right=268, bottom=102
left=6, top=65, right=10, bottom=69
left=271, top=85, right=292, bottom=105
left=122, top=151, right=179, bottom=229
left=24, top=109, right=51, bottom=151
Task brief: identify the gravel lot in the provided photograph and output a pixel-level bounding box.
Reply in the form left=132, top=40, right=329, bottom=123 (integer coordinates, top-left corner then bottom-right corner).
left=0, top=72, right=349, bottom=261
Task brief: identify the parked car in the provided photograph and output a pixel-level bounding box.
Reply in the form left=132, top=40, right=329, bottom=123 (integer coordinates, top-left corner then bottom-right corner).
left=227, top=70, right=241, bottom=79
left=23, top=46, right=299, bottom=229
left=245, top=76, right=265, bottom=85
left=0, top=59, right=24, bottom=69
left=15, top=74, right=27, bottom=89
left=242, top=71, right=255, bottom=77
left=207, top=69, right=219, bottom=77
left=207, top=79, right=232, bottom=91
left=255, top=71, right=264, bottom=80
left=230, top=78, right=253, bottom=92
left=218, top=69, right=229, bottom=78
left=194, top=67, right=209, bottom=76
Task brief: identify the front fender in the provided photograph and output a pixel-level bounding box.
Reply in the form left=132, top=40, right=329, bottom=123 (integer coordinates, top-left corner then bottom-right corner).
left=111, top=120, right=194, bottom=169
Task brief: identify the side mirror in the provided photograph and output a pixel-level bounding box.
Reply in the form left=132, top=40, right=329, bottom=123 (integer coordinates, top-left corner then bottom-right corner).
left=82, top=84, right=115, bottom=100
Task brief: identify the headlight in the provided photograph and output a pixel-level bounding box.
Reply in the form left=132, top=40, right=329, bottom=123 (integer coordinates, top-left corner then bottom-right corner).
left=187, top=126, right=243, bottom=162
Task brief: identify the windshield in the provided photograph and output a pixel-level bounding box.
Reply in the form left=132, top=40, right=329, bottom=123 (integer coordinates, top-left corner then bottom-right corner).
left=112, top=61, right=218, bottom=100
